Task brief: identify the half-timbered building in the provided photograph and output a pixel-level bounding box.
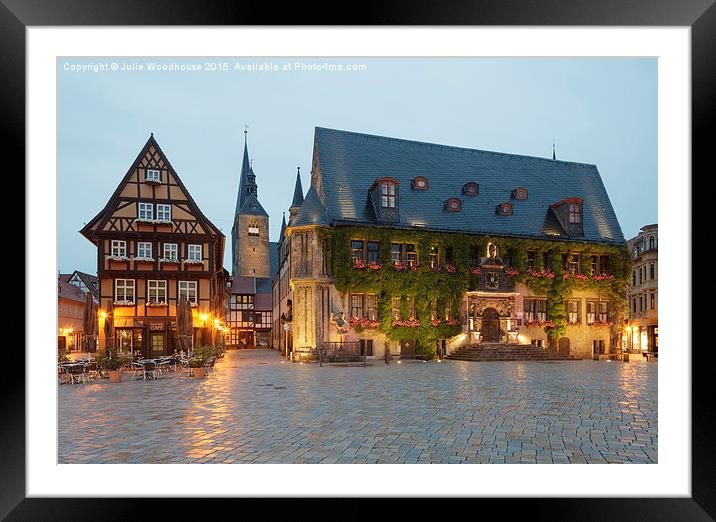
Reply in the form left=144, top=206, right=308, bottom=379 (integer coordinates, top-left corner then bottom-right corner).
left=80, top=134, right=227, bottom=357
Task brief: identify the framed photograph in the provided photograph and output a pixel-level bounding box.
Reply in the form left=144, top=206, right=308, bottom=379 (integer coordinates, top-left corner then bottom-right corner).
left=6, top=0, right=710, bottom=518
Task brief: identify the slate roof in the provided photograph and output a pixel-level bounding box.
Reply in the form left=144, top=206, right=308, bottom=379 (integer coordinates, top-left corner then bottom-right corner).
left=268, top=241, right=278, bottom=277
left=292, top=185, right=331, bottom=227
left=307, top=127, right=624, bottom=245
left=237, top=192, right=268, bottom=217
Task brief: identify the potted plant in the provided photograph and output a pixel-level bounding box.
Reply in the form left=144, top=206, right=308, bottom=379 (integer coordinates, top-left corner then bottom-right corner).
left=95, top=349, right=132, bottom=383
left=188, top=345, right=214, bottom=378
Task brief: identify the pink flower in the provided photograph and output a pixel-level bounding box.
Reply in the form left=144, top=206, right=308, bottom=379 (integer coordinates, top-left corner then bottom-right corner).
left=470, top=267, right=481, bottom=276
left=505, top=267, right=519, bottom=277
left=353, top=260, right=367, bottom=269
left=367, top=261, right=383, bottom=270
left=444, top=264, right=457, bottom=273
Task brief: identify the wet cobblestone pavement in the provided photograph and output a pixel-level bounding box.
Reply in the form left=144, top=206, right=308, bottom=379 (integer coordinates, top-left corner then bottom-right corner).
left=59, top=349, right=657, bottom=464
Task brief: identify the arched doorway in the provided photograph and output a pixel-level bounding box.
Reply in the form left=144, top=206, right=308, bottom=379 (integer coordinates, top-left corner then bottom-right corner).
left=482, top=308, right=499, bottom=343
left=558, top=337, right=570, bottom=356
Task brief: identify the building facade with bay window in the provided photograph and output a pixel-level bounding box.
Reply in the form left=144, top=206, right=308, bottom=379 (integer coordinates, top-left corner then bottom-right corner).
left=273, top=127, right=630, bottom=360
left=625, top=224, right=658, bottom=354
left=80, top=135, right=228, bottom=357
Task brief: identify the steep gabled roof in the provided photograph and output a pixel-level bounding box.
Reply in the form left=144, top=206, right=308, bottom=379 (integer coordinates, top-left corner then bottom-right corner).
left=80, top=134, right=223, bottom=243
left=309, top=127, right=624, bottom=244
left=292, top=185, right=330, bottom=227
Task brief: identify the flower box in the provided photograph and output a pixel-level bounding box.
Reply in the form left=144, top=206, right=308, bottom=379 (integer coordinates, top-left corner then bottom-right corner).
left=391, top=318, right=421, bottom=328
left=588, top=321, right=614, bottom=328
left=443, top=264, right=457, bottom=273
left=431, top=319, right=442, bottom=326
left=133, top=257, right=155, bottom=263
left=107, top=255, right=130, bottom=262
left=470, top=267, right=481, bottom=276
left=159, top=258, right=179, bottom=264
left=563, top=272, right=588, bottom=280
left=146, top=301, right=168, bottom=307
left=348, top=317, right=381, bottom=329
left=526, top=269, right=555, bottom=279
left=393, top=262, right=408, bottom=271
left=446, top=318, right=460, bottom=326
left=352, top=260, right=367, bottom=269
left=184, top=259, right=204, bottom=265
left=143, top=179, right=161, bottom=185
left=367, top=261, right=382, bottom=270
left=524, top=320, right=555, bottom=328
left=505, top=267, right=519, bottom=277
left=113, top=300, right=134, bottom=307
left=591, top=273, right=616, bottom=281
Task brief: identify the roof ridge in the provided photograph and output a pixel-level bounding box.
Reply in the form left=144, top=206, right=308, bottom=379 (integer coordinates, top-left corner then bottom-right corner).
left=315, top=126, right=596, bottom=169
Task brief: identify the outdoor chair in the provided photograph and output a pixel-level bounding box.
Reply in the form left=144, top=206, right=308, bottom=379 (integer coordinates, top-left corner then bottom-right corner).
left=178, top=357, right=192, bottom=377
left=68, top=364, right=88, bottom=384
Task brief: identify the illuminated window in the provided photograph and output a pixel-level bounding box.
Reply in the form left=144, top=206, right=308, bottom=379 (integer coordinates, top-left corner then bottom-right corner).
left=350, top=294, right=365, bottom=319
left=429, top=246, right=439, bottom=268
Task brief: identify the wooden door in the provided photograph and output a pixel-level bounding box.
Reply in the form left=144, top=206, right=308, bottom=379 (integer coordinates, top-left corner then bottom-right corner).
left=482, top=308, right=499, bottom=343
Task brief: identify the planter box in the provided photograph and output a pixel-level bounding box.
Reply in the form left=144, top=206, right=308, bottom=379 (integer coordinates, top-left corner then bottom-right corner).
left=109, top=261, right=128, bottom=270
left=136, top=223, right=155, bottom=232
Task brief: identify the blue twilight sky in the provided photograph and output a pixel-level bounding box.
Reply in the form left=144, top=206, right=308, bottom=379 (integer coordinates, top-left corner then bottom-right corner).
left=58, top=57, right=657, bottom=274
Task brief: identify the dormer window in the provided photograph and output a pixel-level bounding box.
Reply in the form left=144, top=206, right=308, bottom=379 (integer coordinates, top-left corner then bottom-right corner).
left=496, top=203, right=513, bottom=216
left=445, top=198, right=462, bottom=212
left=369, top=177, right=400, bottom=223
left=412, top=177, right=429, bottom=190
left=512, top=187, right=528, bottom=200
left=549, top=197, right=584, bottom=236
left=462, top=182, right=479, bottom=196
left=381, top=181, right=396, bottom=208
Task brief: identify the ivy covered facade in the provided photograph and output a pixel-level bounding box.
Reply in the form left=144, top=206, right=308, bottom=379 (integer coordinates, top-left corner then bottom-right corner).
left=272, top=128, right=629, bottom=360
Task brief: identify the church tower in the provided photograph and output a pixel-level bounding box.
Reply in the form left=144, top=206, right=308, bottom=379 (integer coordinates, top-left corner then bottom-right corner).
left=231, top=129, right=270, bottom=277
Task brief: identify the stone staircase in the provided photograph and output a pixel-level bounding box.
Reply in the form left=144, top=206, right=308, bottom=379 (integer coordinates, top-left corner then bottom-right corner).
left=445, top=343, right=581, bottom=362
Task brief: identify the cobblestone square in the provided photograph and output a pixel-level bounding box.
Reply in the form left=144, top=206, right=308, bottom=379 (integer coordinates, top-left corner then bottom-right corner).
left=59, top=349, right=657, bottom=464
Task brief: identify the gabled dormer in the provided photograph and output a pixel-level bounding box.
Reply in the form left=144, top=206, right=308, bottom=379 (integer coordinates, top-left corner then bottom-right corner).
left=549, top=197, right=584, bottom=236
left=368, top=177, right=400, bottom=223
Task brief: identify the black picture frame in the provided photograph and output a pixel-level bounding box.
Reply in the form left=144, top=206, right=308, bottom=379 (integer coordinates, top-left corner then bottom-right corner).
left=5, top=0, right=709, bottom=519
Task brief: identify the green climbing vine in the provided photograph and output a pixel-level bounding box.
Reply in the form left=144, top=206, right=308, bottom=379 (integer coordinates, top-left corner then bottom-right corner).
left=320, top=225, right=631, bottom=355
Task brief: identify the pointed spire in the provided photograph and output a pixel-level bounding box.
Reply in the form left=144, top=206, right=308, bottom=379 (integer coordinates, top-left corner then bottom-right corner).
left=291, top=167, right=304, bottom=209
left=235, top=127, right=258, bottom=216
left=552, top=139, right=556, bottom=160
left=288, top=167, right=304, bottom=224
left=280, top=212, right=287, bottom=237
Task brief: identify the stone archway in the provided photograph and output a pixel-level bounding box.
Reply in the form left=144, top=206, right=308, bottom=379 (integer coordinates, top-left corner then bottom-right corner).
left=482, top=308, right=500, bottom=343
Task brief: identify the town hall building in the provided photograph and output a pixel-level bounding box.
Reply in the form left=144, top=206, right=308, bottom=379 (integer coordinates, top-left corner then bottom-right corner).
left=272, top=127, right=630, bottom=361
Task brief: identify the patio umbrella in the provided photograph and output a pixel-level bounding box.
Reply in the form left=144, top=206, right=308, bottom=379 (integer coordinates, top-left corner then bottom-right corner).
left=104, top=299, right=114, bottom=352
left=176, top=296, right=193, bottom=355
